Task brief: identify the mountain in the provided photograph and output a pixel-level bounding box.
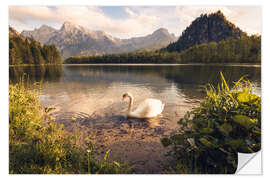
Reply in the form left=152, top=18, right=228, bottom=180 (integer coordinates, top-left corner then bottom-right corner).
left=21, top=24, right=57, bottom=44
left=21, top=22, right=177, bottom=59
left=165, top=11, right=247, bottom=52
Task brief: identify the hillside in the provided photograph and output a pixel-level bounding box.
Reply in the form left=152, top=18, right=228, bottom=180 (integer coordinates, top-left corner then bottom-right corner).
left=165, top=11, right=247, bottom=52
left=9, top=26, right=62, bottom=65
left=21, top=22, right=177, bottom=59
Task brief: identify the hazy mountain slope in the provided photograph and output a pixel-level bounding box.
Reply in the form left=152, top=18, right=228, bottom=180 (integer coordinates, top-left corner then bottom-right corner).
left=21, top=22, right=177, bottom=59
left=22, top=25, right=57, bottom=44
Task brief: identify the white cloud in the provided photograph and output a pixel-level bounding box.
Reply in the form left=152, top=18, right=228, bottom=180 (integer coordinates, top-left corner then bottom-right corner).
left=9, top=6, right=160, bottom=38
left=173, top=6, right=261, bottom=35
left=9, top=6, right=261, bottom=38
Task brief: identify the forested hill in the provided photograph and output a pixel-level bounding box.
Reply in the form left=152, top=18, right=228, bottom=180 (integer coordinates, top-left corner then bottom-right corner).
left=165, top=11, right=246, bottom=52
left=9, top=26, right=62, bottom=65
left=64, top=10, right=260, bottom=64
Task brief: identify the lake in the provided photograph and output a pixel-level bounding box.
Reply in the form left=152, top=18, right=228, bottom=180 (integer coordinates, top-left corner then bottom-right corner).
left=9, top=64, right=261, bottom=173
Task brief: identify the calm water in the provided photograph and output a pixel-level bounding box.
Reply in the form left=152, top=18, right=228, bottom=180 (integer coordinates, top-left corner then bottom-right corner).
left=9, top=64, right=261, bottom=173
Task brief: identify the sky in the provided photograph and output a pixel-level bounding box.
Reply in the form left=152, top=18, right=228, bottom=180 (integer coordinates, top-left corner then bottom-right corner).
left=9, top=6, right=261, bottom=39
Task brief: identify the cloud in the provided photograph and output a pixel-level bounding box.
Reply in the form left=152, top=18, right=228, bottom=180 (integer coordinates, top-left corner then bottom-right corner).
left=9, top=6, right=160, bottom=38
left=173, top=6, right=261, bottom=35
left=9, top=6, right=261, bottom=38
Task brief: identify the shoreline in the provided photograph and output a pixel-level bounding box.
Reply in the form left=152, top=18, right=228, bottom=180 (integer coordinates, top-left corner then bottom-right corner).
left=61, top=63, right=260, bottom=67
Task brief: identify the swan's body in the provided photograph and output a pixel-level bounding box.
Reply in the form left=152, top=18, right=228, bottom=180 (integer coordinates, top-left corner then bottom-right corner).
left=122, top=92, right=164, bottom=118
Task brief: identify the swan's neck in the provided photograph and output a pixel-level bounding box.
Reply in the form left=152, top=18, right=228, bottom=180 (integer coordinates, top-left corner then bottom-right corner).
left=127, top=95, right=134, bottom=114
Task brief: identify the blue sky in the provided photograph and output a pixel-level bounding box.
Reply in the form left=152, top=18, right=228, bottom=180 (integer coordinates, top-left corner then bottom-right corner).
left=100, top=6, right=130, bottom=19
left=9, top=6, right=261, bottom=38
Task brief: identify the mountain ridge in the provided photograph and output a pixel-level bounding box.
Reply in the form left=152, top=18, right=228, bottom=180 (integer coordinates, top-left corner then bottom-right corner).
left=165, top=11, right=247, bottom=52
left=21, top=22, right=177, bottom=59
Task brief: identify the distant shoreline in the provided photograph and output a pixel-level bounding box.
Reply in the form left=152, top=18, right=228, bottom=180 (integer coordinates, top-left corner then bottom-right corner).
left=62, top=63, right=261, bottom=67
left=9, top=63, right=261, bottom=67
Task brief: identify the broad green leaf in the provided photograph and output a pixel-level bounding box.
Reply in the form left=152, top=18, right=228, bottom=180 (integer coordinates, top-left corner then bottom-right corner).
left=252, top=129, right=261, bottom=135
left=232, top=115, right=257, bottom=130
left=237, top=92, right=257, bottom=103
left=218, top=123, right=232, bottom=136
left=201, top=127, right=214, bottom=134
left=199, top=138, right=213, bottom=148
left=226, top=139, right=246, bottom=149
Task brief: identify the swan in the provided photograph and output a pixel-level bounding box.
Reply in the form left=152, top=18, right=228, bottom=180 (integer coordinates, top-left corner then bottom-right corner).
left=122, top=92, right=164, bottom=119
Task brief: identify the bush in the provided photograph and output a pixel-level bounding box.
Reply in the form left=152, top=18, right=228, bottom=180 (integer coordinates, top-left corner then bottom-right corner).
left=161, top=72, right=261, bottom=174
left=9, top=81, right=130, bottom=174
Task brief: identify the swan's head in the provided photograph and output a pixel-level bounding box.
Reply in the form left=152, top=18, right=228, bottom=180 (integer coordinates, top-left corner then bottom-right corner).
left=122, top=92, right=133, bottom=101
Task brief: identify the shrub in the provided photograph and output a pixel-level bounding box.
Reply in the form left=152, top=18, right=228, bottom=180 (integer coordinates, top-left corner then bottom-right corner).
left=161, top=72, right=261, bottom=174
left=9, top=81, right=130, bottom=174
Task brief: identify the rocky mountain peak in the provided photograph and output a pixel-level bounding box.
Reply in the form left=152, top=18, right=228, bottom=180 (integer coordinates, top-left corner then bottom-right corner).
left=165, top=10, right=246, bottom=52
left=151, top=28, right=176, bottom=40
left=20, top=22, right=177, bottom=59
left=60, top=21, right=84, bottom=32
left=152, top=28, right=169, bottom=35
left=39, top=24, right=55, bottom=31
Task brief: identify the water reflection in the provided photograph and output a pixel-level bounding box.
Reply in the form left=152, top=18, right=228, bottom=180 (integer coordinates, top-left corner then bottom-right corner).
left=62, top=64, right=261, bottom=98
left=8, top=64, right=261, bottom=173
left=9, top=64, right=261, bottom=107
left=9, top=65, right=62, bottom=84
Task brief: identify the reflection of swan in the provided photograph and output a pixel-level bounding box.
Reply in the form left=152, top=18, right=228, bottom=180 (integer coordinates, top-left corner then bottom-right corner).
left=122, top=92, right=164, bottom=118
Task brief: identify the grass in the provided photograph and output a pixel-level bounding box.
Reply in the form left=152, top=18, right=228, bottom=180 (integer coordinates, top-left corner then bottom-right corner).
left=161, top=72, right=261, bottom=174
left=9, top=80, right=130, bottom=174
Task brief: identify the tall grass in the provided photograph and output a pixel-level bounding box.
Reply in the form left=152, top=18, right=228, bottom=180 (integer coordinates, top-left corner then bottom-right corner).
left=9, top=80, right=130, bottom=174
left=161, top=72, right=261, bottom=174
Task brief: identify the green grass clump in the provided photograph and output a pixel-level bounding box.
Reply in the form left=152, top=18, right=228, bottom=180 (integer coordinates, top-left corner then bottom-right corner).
left=161, top=72, right=261, bottom=174
left=9, top=81, right=130, bottom=174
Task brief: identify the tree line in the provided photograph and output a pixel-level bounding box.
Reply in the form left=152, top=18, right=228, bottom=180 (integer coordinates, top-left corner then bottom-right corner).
left=179, top=35, right=261, bottom=63
left=64, top=35, right=260, bottom=64
left=64, top=51, right=182, bottom=64
left=9, top=36, right=62, bottom=65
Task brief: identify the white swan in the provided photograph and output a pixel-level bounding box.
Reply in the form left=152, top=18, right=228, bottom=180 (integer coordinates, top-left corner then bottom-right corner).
left=122, top=92, right=164, bottom=119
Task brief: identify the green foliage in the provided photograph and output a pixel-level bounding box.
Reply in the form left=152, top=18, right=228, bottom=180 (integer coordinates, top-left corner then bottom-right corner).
left=165, top=11, right=246, bottom=52
left=161, top=72, right=261, bottom=174
left=64, top=34, right=260, bottom=64
left=9, top=35, right=62, bottom=65
left=9, top=81, right=130, bottom=174
left=64, top=51, right=181, bottom=64
left=179, top=35, right=261, bottom=63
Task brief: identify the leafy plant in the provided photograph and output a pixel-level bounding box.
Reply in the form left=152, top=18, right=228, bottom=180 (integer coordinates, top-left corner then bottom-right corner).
left=161, top=72, right=261, bottom=174
left=9, top=81, right=130, bottom=174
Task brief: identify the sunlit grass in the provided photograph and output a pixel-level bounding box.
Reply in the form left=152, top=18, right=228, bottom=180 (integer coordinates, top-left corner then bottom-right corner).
left=9, top=80, right=130, bottom=174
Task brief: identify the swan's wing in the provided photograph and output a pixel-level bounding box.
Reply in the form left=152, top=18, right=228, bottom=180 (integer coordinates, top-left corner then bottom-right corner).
left=130, top=98, right=164, bottom=118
